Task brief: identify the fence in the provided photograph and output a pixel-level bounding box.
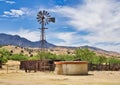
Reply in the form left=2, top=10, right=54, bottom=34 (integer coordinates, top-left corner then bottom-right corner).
left=0, top=64, right=19, bottom=74
left=20, top=60, right=56, bottom=72
left=20, top=60, right=120, bottom=72
left=0, top=61, right=2, bottom=68
left=88, top=63, right=120, bottom=71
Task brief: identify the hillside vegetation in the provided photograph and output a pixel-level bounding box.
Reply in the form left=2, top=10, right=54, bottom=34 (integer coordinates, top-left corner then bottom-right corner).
left=0, top=45, right=120, bottom=67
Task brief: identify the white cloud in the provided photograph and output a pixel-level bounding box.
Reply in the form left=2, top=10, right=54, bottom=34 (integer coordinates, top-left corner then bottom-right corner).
left=49, top=32, right=87, bottom=46
left=5, top=0, right=15, bottom=4
left=0, top=0, right=15, bottom=4
left=4, top=9, right=25, bottom=17
left=2, top=7, right=41, bottom=18
left=53, top=0, right=120, bottom=31
left=7, top=29, right=40, bottom=42
left=50, top=0, right=120, bottom=52
left=3, top=8, right=32, bottom=17
left=54, top=32, right=76, bottom=46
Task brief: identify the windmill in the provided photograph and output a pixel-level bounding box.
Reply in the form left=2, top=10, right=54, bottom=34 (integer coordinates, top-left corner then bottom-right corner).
left=37, top=10, right=55, bottom=53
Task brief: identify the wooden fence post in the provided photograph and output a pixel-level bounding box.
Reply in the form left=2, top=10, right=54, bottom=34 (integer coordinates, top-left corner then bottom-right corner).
left=6, top=64, right=8, bottom=73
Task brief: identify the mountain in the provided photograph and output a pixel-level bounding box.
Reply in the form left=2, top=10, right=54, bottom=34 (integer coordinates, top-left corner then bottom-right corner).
left=79, top=45, right=120, bottom=57
left=0, top=33, right=120, bottom=57
left=55, top=45, right=120, bottom=57
left=0, top=33, right=56, bottom=48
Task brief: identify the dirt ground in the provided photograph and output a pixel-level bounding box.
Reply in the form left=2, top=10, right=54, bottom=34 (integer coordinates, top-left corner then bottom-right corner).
left=0, top=70, right=120, bottom=85
left=0, top=60, right=120, bottom=85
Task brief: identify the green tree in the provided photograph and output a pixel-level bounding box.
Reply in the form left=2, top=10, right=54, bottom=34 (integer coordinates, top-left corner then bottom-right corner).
left=92, top=55, right=107, bottom=64
left=0, top=48, right=10, bottom=64
left=75, top=48, right=96, bottom=63
left=10, top=54, right=29, bottom=61
left=98, top=55, right=107, bottom=64
left=107, top=57, right=120, bottom=64
left=33, top=52, right=58, bottom=60
left=75, top=48, right=108, bottom=64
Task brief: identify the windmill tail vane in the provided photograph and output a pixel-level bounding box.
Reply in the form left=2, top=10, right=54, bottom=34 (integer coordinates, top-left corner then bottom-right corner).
left=48, top=17, right=55, bottom=23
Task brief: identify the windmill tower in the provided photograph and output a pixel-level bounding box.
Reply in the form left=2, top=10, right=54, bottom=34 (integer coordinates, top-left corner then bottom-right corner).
left=37, top=10, right=55, bottom=53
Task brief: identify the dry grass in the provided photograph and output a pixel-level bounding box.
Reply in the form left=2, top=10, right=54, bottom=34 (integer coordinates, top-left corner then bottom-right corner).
left=0, top=60, right=120, bottom=85
left=2, top=45, right=120, bottom=58
left=0, top=69, right=120, bottom=85
left=1, top=45, right=37, bottom=56
left=2, top=45, right=74, bottom=55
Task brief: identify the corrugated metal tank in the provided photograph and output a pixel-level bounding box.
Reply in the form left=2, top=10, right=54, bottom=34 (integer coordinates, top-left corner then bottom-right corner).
left=54, top=61, right=88, bottom=75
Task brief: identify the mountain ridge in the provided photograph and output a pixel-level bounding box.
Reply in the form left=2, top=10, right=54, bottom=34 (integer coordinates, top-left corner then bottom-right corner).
left=0, top=33, right=120, bottom=57
left=0, top=33, right=55, bottom=48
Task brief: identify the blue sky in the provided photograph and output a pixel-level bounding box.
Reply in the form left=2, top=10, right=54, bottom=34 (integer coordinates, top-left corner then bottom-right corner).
left=0, top=0, right=120, bottom=53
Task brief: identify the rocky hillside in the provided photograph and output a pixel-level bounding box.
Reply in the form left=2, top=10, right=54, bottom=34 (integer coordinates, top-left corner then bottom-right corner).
left=0, top=33, right=55, bottom=48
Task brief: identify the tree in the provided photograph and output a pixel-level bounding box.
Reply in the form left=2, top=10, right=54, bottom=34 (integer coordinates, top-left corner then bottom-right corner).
left=35, top=52, right=58, bottom=60
left=10, top=54, right=29, bottom=61
left=107, top=57, right=120, bottom=64
left=0, top=48, right=10, bottom=63
left=75, top=48, right=96, bottom=63
left=0, top=48, right=11, bottom=68
left=98, top=55, right=107, bottom=64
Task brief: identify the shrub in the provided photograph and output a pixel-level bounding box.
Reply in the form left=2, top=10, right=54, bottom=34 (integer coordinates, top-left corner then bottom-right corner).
left=75, top=48, right=97, bottom=63
left=29, top=56, right=39, bottom=60
left=75, top=48, right=109, bottom=64
left=0, top=48, right=11, bottom=63
left=107, top=57, right=120, bottom=64
left=56, top=54, right=75, bottom=61
left=34, top=52, right=58, bottom=60
left=32, top=52, right=75, bottom=61
left=0, top=56, right=8, bottom=64
left=10, top=54, right=29, bottom=61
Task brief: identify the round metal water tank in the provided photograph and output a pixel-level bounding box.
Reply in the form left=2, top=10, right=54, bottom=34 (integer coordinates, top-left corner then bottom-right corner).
left=54, top=61, right=88, bottom=75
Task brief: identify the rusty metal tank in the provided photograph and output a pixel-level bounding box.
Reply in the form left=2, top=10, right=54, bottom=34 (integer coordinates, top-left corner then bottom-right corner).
left=54, top=61, right=88, bottom=75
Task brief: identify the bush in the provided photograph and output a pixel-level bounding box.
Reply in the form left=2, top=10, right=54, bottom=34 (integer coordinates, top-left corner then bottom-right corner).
left=56, top=54, right=75, bottom=61
left=10, top=54, right=29, bottom=61
left=107, top=57, right=120, bottom=64
left=75, top=48, right=97, bottom=63
left=0, top=48, right=11, bottom=63
left=33, top=52, right=58, bottom=60
left=0, top=56, right=8, bottom=64
left=75, top=48, right=109, bottom=64
left=29, top=56, right=39, bottom=60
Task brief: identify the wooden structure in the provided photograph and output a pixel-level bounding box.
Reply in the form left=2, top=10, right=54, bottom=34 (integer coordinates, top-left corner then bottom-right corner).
left=0, top=61, right=2, bottom=68
left=20, top=60, right=120, bottom=72
left=20, top=60, right=55, bottom=72
left=88, top=63, right=120, bottom=71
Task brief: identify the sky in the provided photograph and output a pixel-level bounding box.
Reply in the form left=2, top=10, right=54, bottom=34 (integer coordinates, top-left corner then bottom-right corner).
left=0, top=0, right=120, bottom=53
